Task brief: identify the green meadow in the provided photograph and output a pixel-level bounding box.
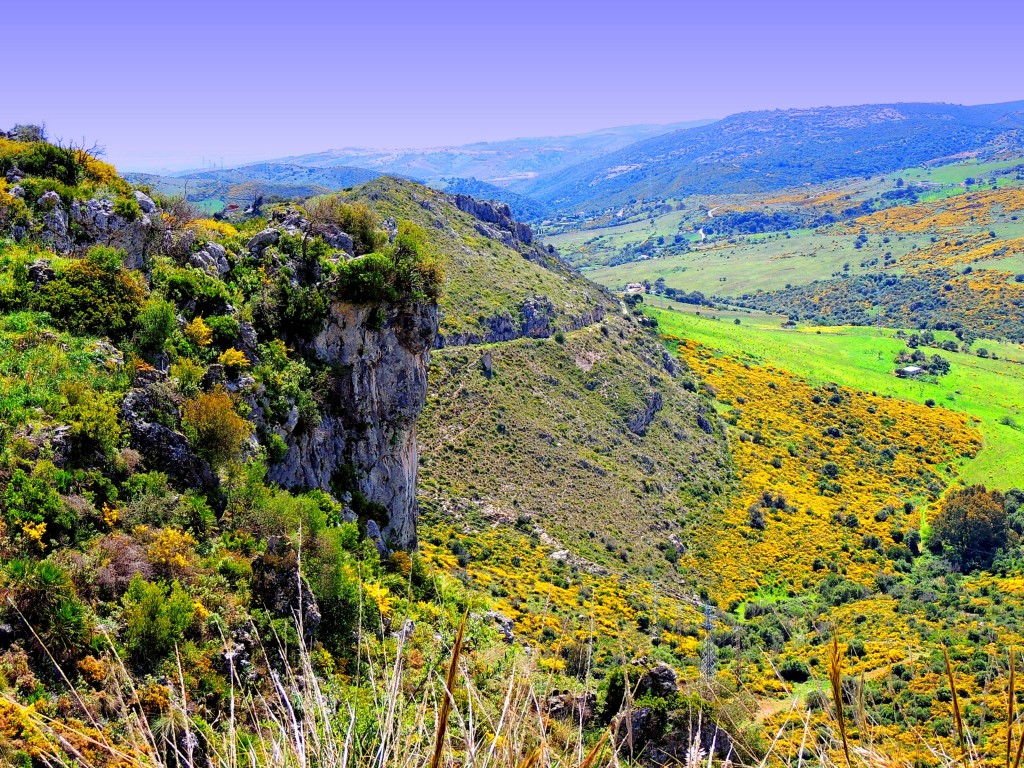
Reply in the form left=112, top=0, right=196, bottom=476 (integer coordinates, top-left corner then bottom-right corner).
left=648, top=304, right=1024, bottom=488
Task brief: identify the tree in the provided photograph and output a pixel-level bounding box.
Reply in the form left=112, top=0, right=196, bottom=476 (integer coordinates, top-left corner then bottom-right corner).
left=930, top=485, right=1007, bottom=571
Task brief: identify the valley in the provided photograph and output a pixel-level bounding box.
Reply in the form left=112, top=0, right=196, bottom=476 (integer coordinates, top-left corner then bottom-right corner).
left=6, top=100, right=1024, bottom=768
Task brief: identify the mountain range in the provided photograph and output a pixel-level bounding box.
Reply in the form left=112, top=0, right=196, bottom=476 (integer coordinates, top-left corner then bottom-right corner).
left=127, top=101, right=1024, bottom=221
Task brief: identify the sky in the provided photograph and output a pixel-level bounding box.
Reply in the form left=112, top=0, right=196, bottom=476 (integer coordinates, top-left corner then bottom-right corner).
left=4, top=0, right=1024, bottom=171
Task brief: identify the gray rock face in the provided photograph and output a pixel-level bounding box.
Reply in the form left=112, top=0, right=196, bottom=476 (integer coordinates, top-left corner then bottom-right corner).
left=546, top=690, right=597, bottom=723
left=636, top=662, right=679, bottom=698
left=452, top=194, right=533, bottom=246
left=120, top=385, right=215, bottom=490
left=265, top=300, right=438, bottom=550
left=627, top=392, right=664, bottom=436
left=69, top=198, right=155, bottom=269
left=326, top=230, right=354, bottom=255
left=189, top=242, right=231, bottom=276
left=38, top=192, right=70, bottom=252
left=435, top=301, right=605, bottom=348
left=133, top=190, right=157, bottom=213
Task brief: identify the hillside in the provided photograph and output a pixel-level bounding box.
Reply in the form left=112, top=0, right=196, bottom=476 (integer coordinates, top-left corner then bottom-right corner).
left=522, top=101, right=1024, bottom=213
left=0, top=130, right=744, bottom=764
left=342, top=177, right=611, bottom=343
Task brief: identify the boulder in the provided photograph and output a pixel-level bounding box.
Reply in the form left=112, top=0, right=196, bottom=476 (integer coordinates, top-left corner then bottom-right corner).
left=133, top=190, right=157, bottom=213
left=27, top=259, right=55, bottom=287
left=486, top=610, right=515, bottom=643
left=70, top=198, right=154, bottom=268
left=636, top=662, right=679, bottom=698
left=324, top=230, right=354, bottom=255
left=546, top=690, right=597, bottom=723
left=189, top=242, right=230, bottom=276
left=247, top=228, right=280, bottom=253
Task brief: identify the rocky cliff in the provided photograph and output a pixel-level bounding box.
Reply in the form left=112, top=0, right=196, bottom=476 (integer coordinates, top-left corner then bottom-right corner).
left=263, top=299, right=437, bottom=551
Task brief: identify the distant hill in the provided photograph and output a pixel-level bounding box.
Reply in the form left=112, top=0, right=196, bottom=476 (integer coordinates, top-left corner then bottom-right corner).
left=520, top=101, right=1024, bottom=212
left=267, top=121, right=712, bottom=186
left=126, top=162, right=381, bottom=209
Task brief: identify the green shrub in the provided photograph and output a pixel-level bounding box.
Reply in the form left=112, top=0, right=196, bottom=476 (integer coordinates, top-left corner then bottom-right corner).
left=121, top=576, right=195, bottom=666
left=2, top=465, right=76, bottom=541
left=181, top=388, right=252, bottom=470
left=779, top=658, right=811, bottom=683
left=32, top=246, right=145, bottom=338
left=156, top=265, right=231, bottom=314
left=334, top=222, right=443, bottom=305
left=135, top=297, right=177, bottom=352
left=113, top=196, right=141, bottom=222
left=205, top=314, right=240, bottom=347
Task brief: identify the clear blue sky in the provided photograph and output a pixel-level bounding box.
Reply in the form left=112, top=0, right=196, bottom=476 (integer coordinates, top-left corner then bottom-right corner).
left=4, top=0, right=1023, bottom=171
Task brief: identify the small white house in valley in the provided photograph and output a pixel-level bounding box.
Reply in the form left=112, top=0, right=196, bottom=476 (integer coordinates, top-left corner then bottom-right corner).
left=625, top=282, right=645, bottom=294
left=895, top=365, right=924, bottom=378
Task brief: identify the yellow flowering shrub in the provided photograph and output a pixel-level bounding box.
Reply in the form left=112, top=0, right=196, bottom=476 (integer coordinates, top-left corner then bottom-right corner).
left=184, top=316, right=214, bottom=347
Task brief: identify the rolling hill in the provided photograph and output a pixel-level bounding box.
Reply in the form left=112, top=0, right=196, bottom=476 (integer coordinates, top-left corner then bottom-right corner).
left=521, top=101, right=1024, bottom=212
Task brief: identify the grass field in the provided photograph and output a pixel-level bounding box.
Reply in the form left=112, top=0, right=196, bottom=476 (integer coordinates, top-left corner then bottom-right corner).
left=648, top=305, right=1024, bottom=488
left=586, top=228, right=932, bottom=295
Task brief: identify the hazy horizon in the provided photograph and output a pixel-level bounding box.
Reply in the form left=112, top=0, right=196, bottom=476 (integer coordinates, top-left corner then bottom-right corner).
left=5, top=0, right=1024, bottom=171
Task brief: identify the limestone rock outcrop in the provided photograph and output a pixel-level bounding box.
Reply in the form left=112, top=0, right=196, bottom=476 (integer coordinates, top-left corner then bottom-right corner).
left=263, top=300, right=438, bottom=551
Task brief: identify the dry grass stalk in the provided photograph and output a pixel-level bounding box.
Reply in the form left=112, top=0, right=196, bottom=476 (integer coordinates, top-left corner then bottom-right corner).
left=1008, top=647, right=1016, bottom=768
left=943, top=646, right=967, bottom=759
left=429, top=612, right=468, bottom=768
left=829, top=635, right=851, bottom=768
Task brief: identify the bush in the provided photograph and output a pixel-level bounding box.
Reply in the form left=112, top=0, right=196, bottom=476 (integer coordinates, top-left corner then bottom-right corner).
left=183, top=316, right=213, bottom=347
left=121, top=576, right=195, bottom=666
left=113, top=196, right=141, bottom=222
left=32, top=246, right=145, bottom=338
left=334, top=222, right=443, bottom=305
left=779, top=659, right=810, bottom=683
left=136, top=297, right=177, bottom=352
left=3, top=466, right=74, bottom=542
left=181, top=388, right=252, bottom=469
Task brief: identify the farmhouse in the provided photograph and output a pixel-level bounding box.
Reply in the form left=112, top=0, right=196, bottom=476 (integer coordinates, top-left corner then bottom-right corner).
left=625, top=282, right=645, bottom=294
left=895, top=365, right=924, bottom=378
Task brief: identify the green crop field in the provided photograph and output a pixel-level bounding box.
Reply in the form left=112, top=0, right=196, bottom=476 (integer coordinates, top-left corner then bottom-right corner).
left=648, top=304, right=1024, bottom=488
